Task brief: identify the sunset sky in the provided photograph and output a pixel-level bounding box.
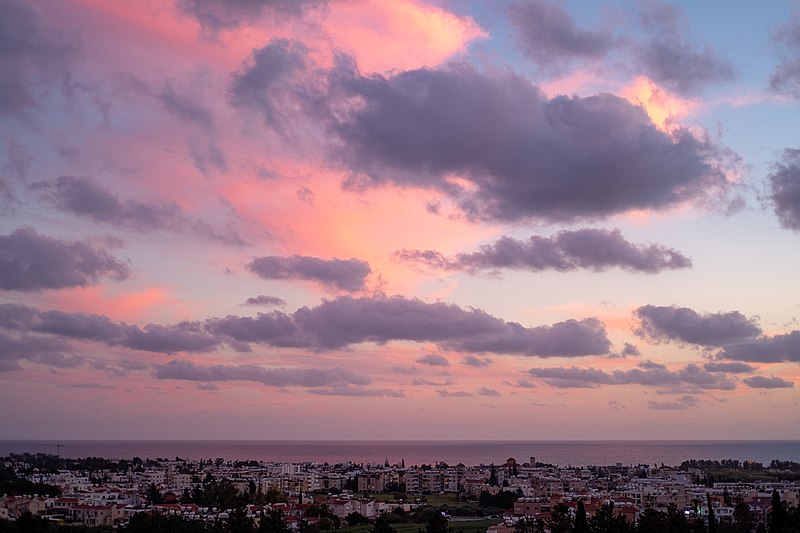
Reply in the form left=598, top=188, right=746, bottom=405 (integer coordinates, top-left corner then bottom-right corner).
left=1, top=0, right=799, bottom=441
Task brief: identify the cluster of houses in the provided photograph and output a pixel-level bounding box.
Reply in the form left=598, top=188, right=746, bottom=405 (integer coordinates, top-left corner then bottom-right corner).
left=1, top=455, right=797, bottom=529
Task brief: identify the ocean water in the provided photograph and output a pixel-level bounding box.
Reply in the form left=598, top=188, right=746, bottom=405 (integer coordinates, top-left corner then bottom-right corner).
left=1, top=440, right=799, bottom=467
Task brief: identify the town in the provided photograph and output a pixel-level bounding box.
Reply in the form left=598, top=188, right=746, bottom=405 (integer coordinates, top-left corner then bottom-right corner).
left=1, top=453, right=799, bottom=532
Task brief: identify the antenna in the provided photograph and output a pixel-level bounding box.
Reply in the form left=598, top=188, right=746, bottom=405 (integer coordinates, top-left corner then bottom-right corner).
left=35, top=443, right=65, bottom=457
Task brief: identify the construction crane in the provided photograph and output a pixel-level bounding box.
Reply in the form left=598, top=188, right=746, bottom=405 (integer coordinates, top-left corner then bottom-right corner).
left=35, top=443, right=65, bottom=457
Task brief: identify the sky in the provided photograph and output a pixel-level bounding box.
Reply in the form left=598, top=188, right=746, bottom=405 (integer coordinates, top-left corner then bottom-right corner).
left=1, top=0, right=799, bottom=441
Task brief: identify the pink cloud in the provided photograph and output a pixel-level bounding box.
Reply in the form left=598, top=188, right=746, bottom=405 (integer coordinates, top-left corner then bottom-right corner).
left=323, top=0, right=487, bottom=73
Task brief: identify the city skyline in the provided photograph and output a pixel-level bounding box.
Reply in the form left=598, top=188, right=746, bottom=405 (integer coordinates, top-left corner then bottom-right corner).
left=1, top=0, right=799, bottom=440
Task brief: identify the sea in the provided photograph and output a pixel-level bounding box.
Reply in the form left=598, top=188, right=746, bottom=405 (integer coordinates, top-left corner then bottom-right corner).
left=1, top=440, right=799, bottom=468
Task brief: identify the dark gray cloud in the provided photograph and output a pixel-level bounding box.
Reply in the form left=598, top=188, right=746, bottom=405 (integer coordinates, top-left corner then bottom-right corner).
left=648, top=395, right=699, bottom=410
left=528, top=361, right=736, bottom=390
left=742, top=375, right=794, bottom=389
left=613, top=342, right=641, bottom=358
left=416, top=354, right=450, bottom=367
left=178, top=0, right=326, bottom=34
left=35, top=176, right=245, bottom=245
left=0, top=227, right=130, bottom=291
left=159, top=84, right=215, bottom=129
left=153, top=359, right=370, bottom=388
left=397, top=229, right=691, bottom=274
left=703, top=361, right=756, bottom=374
left=2, top=305, right=225, bottom=355
left=247, top=255, right=371, bottom=292
left=636, top=2, right=734, bottom=95
left=768, top=148, right=800, bottom=231
left=292, top=296, right=611, bottom=356
left=189, top=139, right=228, bottom=176
left=477, top=387, right=501, bottom=397
left=0, top=302, right=38, bottom=330
left=32, top=309, right=126, bottom=342
left=229, top=39, right=310, bottom=127
left=719, top=330, right=800, bottom=363
left=229, top=40, right=734, bottom=224
left=328, top=63, right=732, bottom=223
left=463, top=355, right=492, bottom=367
left=508, top=0, right=614, bottom=69
left=205, top=311, right=303, bottom=347
left=634, top=305, right=762, bottom=346
left=2, top=295, right=610, bottom=357
left=0, top=0, right=75, bottom=117
left=244, top=295, right=287, bottom=307
left=123, top=322, right=220, bottom=354
left=770, top=16, right=800, bottom=98
left=0, top=331, right=80, bottom=371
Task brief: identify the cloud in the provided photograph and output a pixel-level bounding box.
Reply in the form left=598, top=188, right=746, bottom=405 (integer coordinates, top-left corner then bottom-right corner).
left=35, top=176, right=244, bottom=245
left=703, top=361, right=756, bottom=374
left=4, top=295, right=610, bottom=357
left=123, top=322, right=221, bottom=354
left=326, top=62, right=733, bottom=223
left=612, top=342, right=641, bottom=358
left=507, top=0, right=613, bottom=70
left=397, top=228, right=691, bottom=274
left=291, top=295, right=610, bottom=356
left=159, top=84, right=215, bottom=129
left=477, top=387, right=501, bottom=397
left=770, top=15, right=800, bottom=98
left=178, top=0, right=326, bottom=34
left=635, top=2, right=734, bottom=95
left=412, top=378, right=453, bottom=386
left=0, top=331, right=80, bottom=371
left=247, top=255, right=372, bottom=292
left=634, top=305, right=762, bottom=346
left=32, top=309, right=127, bottom=342
left=719, top=330, right=800, bottom=363
left=0, top=227, right=130, bottom=291
left=0, top=0, right=75, bottom=117
left=244, top=295, right=287, bottom=307
left=463, top=355, right=492, bottom=367
left=768, top=148, right=800, bottom=231
left=153, top=359, right=370, bottom=388
left=436, top=390, right=473, bottom=397
left=228, top=41, right=735, bottom=223
left=307, top=386, right=405, bottom=397
left=58, top=383, right=114, bottom=389
left=416, top=354, right=450, bottom=366
left=528, top=361, right=736, bottom=390
left=229, top=39, right=310, bottom=128
left=742, top=376, right=794, bottom=389
left=648, top=395, right=700, bottom=410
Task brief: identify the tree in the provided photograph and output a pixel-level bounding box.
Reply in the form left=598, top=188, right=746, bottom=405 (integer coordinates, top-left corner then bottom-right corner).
left=259, top=509, right=291, bottom=533
left=345, top=512, right=370, bottom=526
left=374, top=515, right=397, bottom=533
left=708, top=494, right=717, bottom=533
left=590, top=501, right=632, bottom=533
left=514, top=517, right=544, bottom=533
left=768, top=490, right=786, bottom=533
left=147, top=482, right=165, bottom=505
left=489, top=465, right=498, bottom=487
left=424, top=510, right=449, bottom=533
left=548, top=503, right=573, bottom=533
left=568, top=500, right=588, bottom=533
left=227, top=508, right=255, bottom=533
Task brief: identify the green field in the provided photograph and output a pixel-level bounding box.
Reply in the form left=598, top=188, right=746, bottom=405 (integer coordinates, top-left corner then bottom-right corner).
left=338, top=519, right=500, bottom=533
